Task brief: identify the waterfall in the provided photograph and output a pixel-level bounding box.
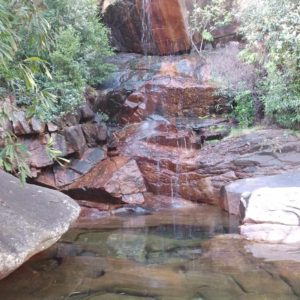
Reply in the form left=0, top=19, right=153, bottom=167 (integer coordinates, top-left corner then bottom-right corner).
left=141, top=0, right=152, bottom=55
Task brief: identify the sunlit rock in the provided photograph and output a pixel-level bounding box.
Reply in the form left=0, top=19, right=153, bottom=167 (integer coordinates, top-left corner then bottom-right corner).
left=240, top=224, right=300, bottom=244
left=222, top=171, right=300, bottom=216
left=240, top=187, right=300, bottom=244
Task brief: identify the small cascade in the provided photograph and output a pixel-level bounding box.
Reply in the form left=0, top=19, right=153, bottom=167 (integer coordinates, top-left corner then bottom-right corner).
left=141, top=0, right=153, bottom=55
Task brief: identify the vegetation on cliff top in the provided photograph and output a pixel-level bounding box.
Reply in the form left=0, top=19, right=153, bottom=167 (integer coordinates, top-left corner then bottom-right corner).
left=191, top=0, right=300, bottom=129
left=239, top=0, right=300, bottom=129
left=0, top=0, right=113, bottom=180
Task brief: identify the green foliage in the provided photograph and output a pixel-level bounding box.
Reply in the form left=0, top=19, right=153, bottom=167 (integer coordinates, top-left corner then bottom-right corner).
left=0, top=0, right=113, bottom=122
left=232, top=90, right=254, bottom=128
left=0, top=0, right=114, bottom=181
left=239, top=0, right=300, bottom=128
left=0, top=132, right=31, bottom=183
left=46, top=136, right=70, bottom=166
left=36, top=0, right=114, bottom=120
left=189, top=0, right=234, bottom=54
left=0, top=0, right=54, bottom=111
left=215, top=85, right=254, bottom=127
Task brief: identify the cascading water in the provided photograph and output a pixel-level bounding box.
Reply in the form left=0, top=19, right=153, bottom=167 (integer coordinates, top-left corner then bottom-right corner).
left=115, top=1, right=198, bottom=205
left=141, top=0, right=152, bottom=55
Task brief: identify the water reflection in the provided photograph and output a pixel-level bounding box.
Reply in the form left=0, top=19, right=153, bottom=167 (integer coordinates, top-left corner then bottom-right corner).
left=1, top=205, right=300, bottom=300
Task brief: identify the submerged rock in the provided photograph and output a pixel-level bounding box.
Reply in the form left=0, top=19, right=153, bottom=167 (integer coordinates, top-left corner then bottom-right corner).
left=0, top=170, right=80, bottom=280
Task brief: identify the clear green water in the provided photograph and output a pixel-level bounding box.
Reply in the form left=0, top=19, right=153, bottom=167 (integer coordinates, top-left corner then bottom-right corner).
left=1, top=205, right=300, bottom=300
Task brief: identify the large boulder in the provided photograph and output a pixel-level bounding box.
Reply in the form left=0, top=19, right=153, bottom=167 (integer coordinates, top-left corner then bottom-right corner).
left=0, top=170, right=80, bottom=280
left=222, top=171, right=300, bottom=216
left=240, top=187, right=300, bottom=244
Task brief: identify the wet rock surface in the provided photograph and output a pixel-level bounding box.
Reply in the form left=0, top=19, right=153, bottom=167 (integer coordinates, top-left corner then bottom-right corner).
left=0, top=170, right=80, bottom=280
left=63, top=156, right=147, bottom=205
left=100, top=0, right=191, bottom=55
left=99, top=0, right=239, bottom=55
left=32, top=115, right=300, bottom=212
left=97, top=53, right=227, bottom=124
left=1, top=206, right=300, bottom=300
left=112, top=121, right=300, bottom=206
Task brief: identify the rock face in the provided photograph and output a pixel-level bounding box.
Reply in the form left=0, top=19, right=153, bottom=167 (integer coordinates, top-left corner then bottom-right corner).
left=115, top=123, right=300, bottom=205
left=100, top=0, right=240, bottom=55
left=100, top=0, right=191, bottom=55
left=96, top=53, right=228, bottom=124
left=33, top=114, right=300, bottom=210
left=240, top=187, right=300, bottom=244
left=0, top=170, right=80, bottom=280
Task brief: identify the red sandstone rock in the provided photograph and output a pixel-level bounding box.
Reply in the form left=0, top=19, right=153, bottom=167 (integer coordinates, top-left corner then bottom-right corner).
left=118, top=79, right=220, bottom=124
left=63, top=156, right=147, bottom=204
left=19, top=135, right=52, bottom=169
left=81, top=123, right=108, bottom=147
left=101, top=0, right=190, bottom=55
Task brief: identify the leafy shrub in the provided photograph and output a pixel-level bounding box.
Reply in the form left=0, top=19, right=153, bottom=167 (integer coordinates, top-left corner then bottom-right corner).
left=1, top=0, right=114, bottom=122
left=207, top=43, right=257, bottom=127
left=38, top=0, right=114, bottom=120
left=189, top=0, right=234, bottom=54
left=232, top=90, right=254, bottom=127
left=239, top=0, right=300, bottom=129
left=0, top=0, right=114, bottom=180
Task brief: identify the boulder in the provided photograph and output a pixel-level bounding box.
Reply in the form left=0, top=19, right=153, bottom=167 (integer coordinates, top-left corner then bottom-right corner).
left=18, top=132, right=78, bottom=170
left=30, top=118, right=46, bottom=134
left=35, top=147, right=107, bottom=188
left=243, top=187, right=300, bottom=226
left=0, top=170, right=80, bottom=280
left=11, top=111, right=32, bottom=136
left=240, top=224, right=300, bottom=244
left=63, top=156, right=147, bottom=204
left=240, top=187, right=300, bottom=244
left=81, top=123, right=108, bottom=146
left=79, top=103, right=95, bottom=122
left=19, top=135, right=53, bottom=169
left=222, top=171, right=300, bottom=216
